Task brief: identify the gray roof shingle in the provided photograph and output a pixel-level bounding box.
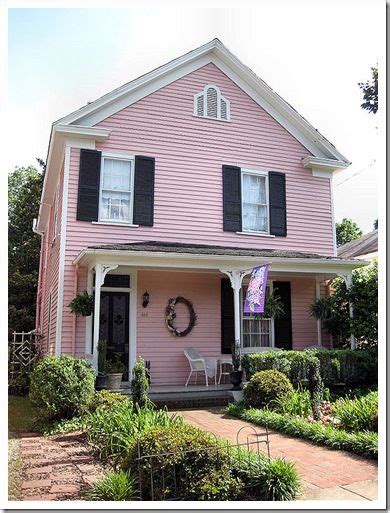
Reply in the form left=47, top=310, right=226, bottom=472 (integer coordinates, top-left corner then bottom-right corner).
left=337, top=230, right=378, bottom=259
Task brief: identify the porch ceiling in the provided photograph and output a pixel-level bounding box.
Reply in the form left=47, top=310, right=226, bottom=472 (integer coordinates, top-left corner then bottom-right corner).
left=74, top=240, right=367, bottom=278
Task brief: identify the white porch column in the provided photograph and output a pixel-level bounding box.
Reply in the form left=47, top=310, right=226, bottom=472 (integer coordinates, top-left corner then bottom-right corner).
left=342, top=273, right=356, bottom=350
left=315, top=280, right=323, bottom=347
left=220, top=269, right=252, bottom=352
left=92, top=263, right=118, bottom=371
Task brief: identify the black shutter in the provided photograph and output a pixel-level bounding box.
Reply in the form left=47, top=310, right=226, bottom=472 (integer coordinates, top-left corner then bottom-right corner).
left=221, top=278, right=234, bottom=354
left=133, top=156, right=155, bottom=226
left=273, top=281, right=292, bottom=349
left=269, top=172, right=287, bottom=236
left=222, top=165, right=242, bottom=232
left=76, top=149, right=101, bottom=222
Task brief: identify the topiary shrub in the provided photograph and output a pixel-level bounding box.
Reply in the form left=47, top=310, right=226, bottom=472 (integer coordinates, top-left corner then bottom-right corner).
left=243, top=370, right=293, bottom=409
left=29, top=355, right=95, bottom=421
left=130, top=357, right=149, bottom=408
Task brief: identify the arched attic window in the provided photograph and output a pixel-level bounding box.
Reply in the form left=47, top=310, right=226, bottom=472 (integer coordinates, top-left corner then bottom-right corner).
left=194, top=85, right=230, bottom=121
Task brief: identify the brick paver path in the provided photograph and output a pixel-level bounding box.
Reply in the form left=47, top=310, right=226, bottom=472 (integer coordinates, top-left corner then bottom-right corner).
left=173, top=408, right=378, bottom=500
left=17, top=431, right=107, bottom=501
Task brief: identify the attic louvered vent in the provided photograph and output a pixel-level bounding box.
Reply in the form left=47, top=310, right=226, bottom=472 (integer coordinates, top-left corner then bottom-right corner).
left=194, top=84, right=230, bottom=121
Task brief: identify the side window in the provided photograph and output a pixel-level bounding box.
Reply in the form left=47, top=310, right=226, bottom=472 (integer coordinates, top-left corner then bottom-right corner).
left=241, top=285, right=272, bottom=351
left=99, top=156, right=134, bottom=224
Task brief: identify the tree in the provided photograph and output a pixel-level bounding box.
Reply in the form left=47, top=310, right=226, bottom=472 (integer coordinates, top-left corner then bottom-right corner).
left=309, top=262, right=378, bottom=347
left=373, top=219, right=378, bottom=230
left=358, top=67, right=378, bottom=114
left=336, top=218, right=363, bottom=247
left=8, top=164, right=44, bottom=337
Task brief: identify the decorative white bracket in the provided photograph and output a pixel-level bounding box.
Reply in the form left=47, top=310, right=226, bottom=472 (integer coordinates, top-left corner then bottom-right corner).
left=95, top=263, right=119, bottom=289
left=219, top=268, right=252, bottom=290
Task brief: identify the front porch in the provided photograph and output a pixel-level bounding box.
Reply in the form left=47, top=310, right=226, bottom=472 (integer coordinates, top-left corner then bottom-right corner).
left=69, top=241, right=367, bottom=387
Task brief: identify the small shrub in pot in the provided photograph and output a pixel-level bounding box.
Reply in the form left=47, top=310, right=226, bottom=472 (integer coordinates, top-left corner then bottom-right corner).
left=105, top=358, right=126, bottom=391
left=243, top=369, right=293, bottom=409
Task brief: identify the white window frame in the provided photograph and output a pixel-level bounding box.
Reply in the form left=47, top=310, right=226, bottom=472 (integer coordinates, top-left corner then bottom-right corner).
left=241, top=168, right=270, bottom=235
left=98, top=152, right=135, bottom=225
left=193, top=84, right=230, bottom=121
left=241, top=281, right=275, bottom=353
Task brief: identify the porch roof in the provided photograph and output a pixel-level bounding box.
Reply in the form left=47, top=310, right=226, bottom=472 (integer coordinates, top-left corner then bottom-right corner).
left=74, top=240, right=367, bottom=277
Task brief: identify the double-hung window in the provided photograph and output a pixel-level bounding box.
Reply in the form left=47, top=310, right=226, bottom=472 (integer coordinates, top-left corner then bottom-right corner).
left=241, top=170, right=269, bottom=234
left=241, top=285, right=273, bottom=351
left=99, top=155, right=134, bottom=224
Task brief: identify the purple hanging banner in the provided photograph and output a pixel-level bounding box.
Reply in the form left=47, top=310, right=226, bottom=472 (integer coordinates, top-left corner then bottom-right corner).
left=244, top=264, right=270, bottom=314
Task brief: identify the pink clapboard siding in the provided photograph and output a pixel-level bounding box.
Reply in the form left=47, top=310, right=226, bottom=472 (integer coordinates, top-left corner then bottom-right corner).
left=38, top=163, right=64, bottom=354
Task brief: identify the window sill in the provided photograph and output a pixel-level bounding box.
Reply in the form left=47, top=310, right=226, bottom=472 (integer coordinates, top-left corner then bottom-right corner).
left=237, top=231, right=275, bottom=238
left=92, top=221, right=139, bottom=228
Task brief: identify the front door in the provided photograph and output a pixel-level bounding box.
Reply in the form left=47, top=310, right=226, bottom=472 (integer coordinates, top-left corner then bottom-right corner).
left=99, top=291, right=129, bottom=379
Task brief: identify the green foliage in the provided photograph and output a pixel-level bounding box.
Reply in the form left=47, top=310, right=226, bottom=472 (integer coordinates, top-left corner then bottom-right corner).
left=68, top=290, right=94, bottom=316
left=243, top=370, right=293, bottom=409
left=227, top=403, right=378, bottom=459
left=29, top=355, right=95, bottom=421
left=97, top=340, right=107, bottom=375
left=8, top=164, right=44, bottom=336
left=336, top=218, right=363, bottom=247
left=105, top=357, right=127, bottom=375
left=254, top=291, right=285, bottom=320
left=270, top=388, right=312, bottom=417
left=334, top=391, right=378, bottom=432
left=85, top=401, right=182, bottom=462
left=231, top=448, right=301, bottom=501
left=88, top=390, right=130, bottom=412
left=374, top=219, right=378, bottom=230
left=358, top=67, right=378, bottom=114
left=39, top=416, right=85, bottom=436
left=84, top=470, right=139, bottom=501
left=130, top=357, right=149, bottom=407
left=309, top=263, right=378, bottom=347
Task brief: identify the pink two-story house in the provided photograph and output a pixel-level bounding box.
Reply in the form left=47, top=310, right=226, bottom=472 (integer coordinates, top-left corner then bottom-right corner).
left=34, top=39, right=364, bottom=387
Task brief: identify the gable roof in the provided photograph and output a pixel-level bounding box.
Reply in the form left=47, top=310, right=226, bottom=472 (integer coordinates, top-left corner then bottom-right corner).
left=55, top=38, right=349, bottom=164
left=337, top=230, right=378, bottom=258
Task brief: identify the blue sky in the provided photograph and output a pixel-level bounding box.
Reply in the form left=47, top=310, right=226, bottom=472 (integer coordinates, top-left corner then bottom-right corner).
left=7, top=4, right=383, bottom=233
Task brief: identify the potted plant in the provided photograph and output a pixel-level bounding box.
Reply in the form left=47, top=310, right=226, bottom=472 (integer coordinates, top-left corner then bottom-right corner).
left=105, top=356, right=127, bottom=391
left=68, top=291, right=94, bottom=317
left=95, top=339, right=108, bottom=390
left=230, top=340, right=243, bottom=395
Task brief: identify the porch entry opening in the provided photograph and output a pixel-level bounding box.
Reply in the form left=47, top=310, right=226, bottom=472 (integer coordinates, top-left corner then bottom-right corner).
left=93, top=274, right=130, bottom=379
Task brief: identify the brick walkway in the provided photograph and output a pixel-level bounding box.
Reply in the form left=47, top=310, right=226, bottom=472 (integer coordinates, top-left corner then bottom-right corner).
left=18, top=431, right=107, bottom=501
left=173, top=408, right=378, bottom=501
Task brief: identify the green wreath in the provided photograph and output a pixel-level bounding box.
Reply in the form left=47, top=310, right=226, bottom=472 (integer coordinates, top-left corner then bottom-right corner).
left=165, top=296, right=197, bottom=337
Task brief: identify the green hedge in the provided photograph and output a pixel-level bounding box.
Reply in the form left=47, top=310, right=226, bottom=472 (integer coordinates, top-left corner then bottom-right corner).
left=227, top=403, right=378, bottom=459
left=242, top=347, right=377, bottom=388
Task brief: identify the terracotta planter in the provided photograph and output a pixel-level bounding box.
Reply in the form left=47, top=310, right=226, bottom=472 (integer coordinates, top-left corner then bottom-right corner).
left=230, top=370, right=243, bottom=391
left=106, top=373, right=123, bottom=391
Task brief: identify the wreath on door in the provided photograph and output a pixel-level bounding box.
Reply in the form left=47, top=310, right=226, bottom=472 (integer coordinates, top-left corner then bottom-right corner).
left=165, top=296, right=197, bottom=337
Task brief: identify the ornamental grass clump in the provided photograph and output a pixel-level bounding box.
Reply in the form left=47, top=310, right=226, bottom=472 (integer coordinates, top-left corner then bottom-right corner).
left=243, top=369, right=293, bottom=409
left=84, top=470, right=139, bottom=501
left=29, top=355, right=95, bottom=421
left=270, top=388, right=312, bottom=418
left=334, top=391, right=378, bottom=432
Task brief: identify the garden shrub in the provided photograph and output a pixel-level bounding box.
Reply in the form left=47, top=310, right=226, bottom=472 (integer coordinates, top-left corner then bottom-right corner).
left=130, top=357, right=149, bottom=408
left=227, top=403, right=378, bottom=459
left=124, top=423, right=300, bottom=501
left=85, top=401, right=183, bottom=462
left=84, top=470, right=138, bottom=501
left=243, top=370, right=293, bottom=409
left=88, top=390, right=130, bottom=412
left=29, top=355, right=95, bottom=421
left=334, top=391, right=378, bottom=432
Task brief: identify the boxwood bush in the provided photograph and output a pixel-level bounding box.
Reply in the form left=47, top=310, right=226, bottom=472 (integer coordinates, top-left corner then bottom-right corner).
left=29, top=355, right=95, bottom=421
left=243, top=370, right=293, bottom=409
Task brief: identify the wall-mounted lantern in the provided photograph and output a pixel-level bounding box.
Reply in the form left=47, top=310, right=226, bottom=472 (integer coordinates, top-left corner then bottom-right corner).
left=142, top=291, right=150, bottom=308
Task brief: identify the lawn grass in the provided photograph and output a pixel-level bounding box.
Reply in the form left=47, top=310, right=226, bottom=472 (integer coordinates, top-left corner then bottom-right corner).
left=8, top=395, right=36, bottom=435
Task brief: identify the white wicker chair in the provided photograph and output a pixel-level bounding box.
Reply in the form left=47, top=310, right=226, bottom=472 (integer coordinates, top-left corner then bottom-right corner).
left=184, top=348, right=216, bottom=386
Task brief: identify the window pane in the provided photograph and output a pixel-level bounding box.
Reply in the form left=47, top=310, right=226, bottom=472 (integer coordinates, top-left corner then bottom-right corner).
left=243, top=174, right=266, bottom=204
left=101, top=191, right=130, bottom=221
left=103, top=158, right=131, bottom=191
left=243, top=204, right=268, bottom=232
